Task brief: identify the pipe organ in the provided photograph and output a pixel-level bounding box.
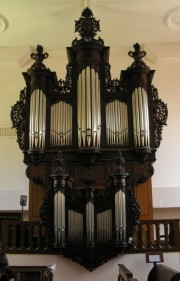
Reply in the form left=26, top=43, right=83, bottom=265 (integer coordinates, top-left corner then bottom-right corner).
left=11, top=8, right=168, bottom=271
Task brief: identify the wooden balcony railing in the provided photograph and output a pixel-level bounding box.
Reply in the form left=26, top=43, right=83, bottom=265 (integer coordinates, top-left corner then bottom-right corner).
left=131, top=219, right=180, bottom=252
left=0, top=219, right=180, bottom=253
left=0, top=221, right=53, bottom=253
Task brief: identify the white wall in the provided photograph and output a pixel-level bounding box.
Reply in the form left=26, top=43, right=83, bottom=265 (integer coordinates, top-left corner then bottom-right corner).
left=153, top=207, right=180, bottom=219
left=7, top=252, right=180, bottom=281
left=0, top=137, right=28, bottom=210
left=151, top=57, right=180, bottom=208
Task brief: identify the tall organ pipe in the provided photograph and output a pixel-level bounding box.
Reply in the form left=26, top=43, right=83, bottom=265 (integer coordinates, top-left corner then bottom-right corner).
left=86, top=201, right=94, bottom=244
left=132, top=87, right=150, bottom=147
left=29, top=89, right=46, bottom=149
left=54, top=190, right=65, bottom=245
left=115, top=189, right=126, bottom=243
left=77, top=66, right=101, bottom=148
left=111, top=152, right=129, bottom=245
left=51, top=152, right=69, bottom=247
left=85, top=179, right=95, bottom=246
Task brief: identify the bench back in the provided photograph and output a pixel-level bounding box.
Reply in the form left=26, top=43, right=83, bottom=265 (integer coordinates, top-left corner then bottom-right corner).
left=148, top=265, right=180, bottom=281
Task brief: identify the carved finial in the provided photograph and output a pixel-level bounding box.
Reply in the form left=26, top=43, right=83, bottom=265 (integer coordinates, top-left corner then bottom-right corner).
left=128, top=43, right=146, bottom=60
left=75, top=7, right=100, bottom=40
left=54, top=151, right=65, bottom=175
left=29, top=45, right=50, bottom=71
left=31, top=45, right=48, bottom=61
left=128, top=43, right=148, bottom=69
left=114, top=150, right=126, bottom=174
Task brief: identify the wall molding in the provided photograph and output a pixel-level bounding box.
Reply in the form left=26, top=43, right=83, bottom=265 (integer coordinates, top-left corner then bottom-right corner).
left=153, top=187, right=180, bottom=208
left=0, top=127, right=16, bottom=137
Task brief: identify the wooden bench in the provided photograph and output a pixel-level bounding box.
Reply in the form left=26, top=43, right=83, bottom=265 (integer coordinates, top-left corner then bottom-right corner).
left=11, top=266, right=53, bottom=281
left=147, top=264, right=180, bottom=281
left=118, top=264, right=138, bottom=281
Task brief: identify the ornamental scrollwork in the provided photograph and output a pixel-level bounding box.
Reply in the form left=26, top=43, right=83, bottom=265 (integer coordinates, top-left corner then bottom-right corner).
left=106, top=78, right=121, bottom=94
left=127, top=186, right=141, bottom=241
left=39, top=187, right=54, bottom=244
left=52, top=63, right=72, bottom=96
left=105, top=63, right=126, bottom=94
left=10, top=88, right=26, bottom=150
left=152, top=85, right=168, bottom=148
left=25, top=167, right=44, bottom=185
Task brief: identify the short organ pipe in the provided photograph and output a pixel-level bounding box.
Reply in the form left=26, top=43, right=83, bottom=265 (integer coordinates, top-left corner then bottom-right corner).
left=50, top=101, right=72, bottom=146
left=105, top=100, right=128, bottom=145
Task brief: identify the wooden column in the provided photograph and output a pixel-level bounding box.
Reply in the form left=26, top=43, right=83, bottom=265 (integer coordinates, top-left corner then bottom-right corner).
left=135, top=178, right=153, bottom=220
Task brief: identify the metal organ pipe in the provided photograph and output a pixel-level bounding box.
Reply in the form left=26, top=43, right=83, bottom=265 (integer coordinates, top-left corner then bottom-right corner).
left=29, top=89, right=46, bottom=149
left=86, top=67, right=91, bottom=146
left=142, top=88, right=150, bottom=146
left=105, top=100, right=128, bottom=145
left=81, top=69, right=86, bottom=146
left=68, top=210, right=83, bottom=243
left=132, top=87, right=150, bottom=147
left=96, top=71, right=101, bottom=147
left=77, top=75, right=81, bottom=147
left=91, top=69, right=96, bottom=146
left=115, top=189, right=126, bottom=243
left=77, top=66, right=101, bottom=148
left=97, top=209, right=112, bottom=243
left=54, top=190, right=65, bottom=244
left=86, top=201, right=94, bottom=244
left=50, top=101, right=72, bottom=146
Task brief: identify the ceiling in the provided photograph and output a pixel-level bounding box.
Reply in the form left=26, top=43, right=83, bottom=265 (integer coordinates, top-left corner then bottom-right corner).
left=1, top=0, right=180, bottom=127
left=0, top=0, right=180, bottom=61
